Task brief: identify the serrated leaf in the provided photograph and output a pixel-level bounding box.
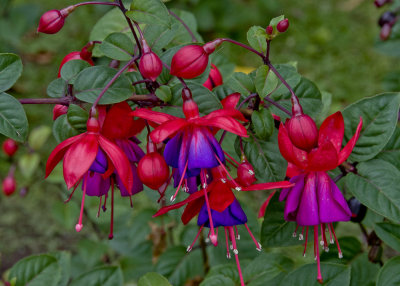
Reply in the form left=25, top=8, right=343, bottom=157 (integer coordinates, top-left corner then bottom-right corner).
left=375, top=126, right=400, bottom=170
left=251, top=107, right=274, bottom=140
left=255, top=65, right=279, bottom=97
left=375, top=222, right=400, bottom=252
left=52, top=114, right=79, bottom=143
left=247, top=26, right=268, bottom=53
left=128, top=0, right=171, bottom=28
left=100, top=32, right=134, bottom=61
left=67, top=104, right=88, bottom=132
left=376, top=256, right=400, bottom=286
left=0, top=53, right=23, bottom=92
left=74, top=66, right=133, bottom=104
left=47, top=78, right=67, bottom=98
left=18, top=153, right=40, bottom=178
left=28, top=126, right=51, bottom=150
left=226, top=72, right=255, bottom=96
left=9, top=254, right=61, bottom=286
left=280, top=263, right=350, bottom=286
left=0, top=92, right=28, bottom=142
left=138, top=273, right=172, bottom=286
left=342, top=93, right=400, bottom=162
left=345, top=159, right=400, bottom=222
left=60, top=60, right=91, bottom=84
left=69, top=266, right=123, bottom=286
left=155, top=85, right=172, bottom=102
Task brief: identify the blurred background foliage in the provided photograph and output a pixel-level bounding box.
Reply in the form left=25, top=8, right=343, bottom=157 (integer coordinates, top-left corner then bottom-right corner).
left=0, top=0, right=397, bottom=283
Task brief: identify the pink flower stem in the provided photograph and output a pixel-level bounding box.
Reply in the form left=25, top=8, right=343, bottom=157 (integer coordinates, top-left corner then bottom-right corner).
left=116, top=0, right=141, bottom=55
left=73, top=1, right=119, bottom=8
left=201, top=170, right=217, bottom=245
left=223, top=151, right=240, bottom=165
left=245, top=223, right=261, bottom=251
left=314, top=225, right=323, bottom=284
left=229, top=226, right=245, bottom=286
left=91, top=55, right=139, bottom=114
left=263, top=96, right=292, bottom=116
left=221, top=38, right=265, bottom=58
left=169, top=10, right=197, bottom=42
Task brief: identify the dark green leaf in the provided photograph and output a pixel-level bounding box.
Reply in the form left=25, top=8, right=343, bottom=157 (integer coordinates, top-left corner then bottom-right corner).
left=342, top=93, right=400, bottom=162
left=125, top=71, right=147, bottom=95
left=138, top=272, right=172, bottom=286
left=169, top=9, right=202, bottom=44
left=320, top=237, right=362, bottom=264
left=261, top=194, right=306, bottom=248
left=9, top=254, right=61, bottom=286
left=247, top=26, right=268, bottom=53
left=376, top=256, right=400, bottom=286
left=280, top=263, right=351, bottom=286
left=345, top=159, right=400, bottom=222
left=100, top=32, right=134, bottom=61
left=128, top=0, right=171, bottom=28
left=375, top=222, right=400, bottom=252
left=74, top=66, right=133, bottom=104
left=251, top=107, right=274, bottom=140
left=70, top=266, right=123, bottom=286
left=60, top=60, right=91, bottom=84
left=226, top=72, right=255, bottom=96
left=0, top=53, right=23, bottom=92
left=67, top=104, right=88, bottom=132
left=375, top=127, right=400, bottom=170
left=143, top=24, right=176, bottom=53
left=200, top=274, right=235, bottom=286
left=213, top=84, right=235, bottom=101
left=51, top=251, right=71, bottom=286
left=350, top=253, right=379, bottom=286
left=271, top=64, right=301, bottom=98
left=383, top=71, right=400, bottom=92
left=47, top=78, right=67, bottom=98
left=255, top=65, right=278, bottom=97
left=52, top=114, right=79, bottom=143
left=270, top=15, right=285, bottom=27
left=155, top=85, right=172, bottom=102
left=0, top=92, right=28, bottom=142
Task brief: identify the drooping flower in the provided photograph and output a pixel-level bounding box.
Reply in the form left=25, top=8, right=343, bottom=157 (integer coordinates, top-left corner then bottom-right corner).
left=278, top=111, right=363, bottom=283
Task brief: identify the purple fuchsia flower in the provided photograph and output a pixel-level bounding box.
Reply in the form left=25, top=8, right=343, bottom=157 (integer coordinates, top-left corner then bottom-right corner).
left=154, top=166, right=293, bottom=286
left=278, top=109, right=363, bottom=283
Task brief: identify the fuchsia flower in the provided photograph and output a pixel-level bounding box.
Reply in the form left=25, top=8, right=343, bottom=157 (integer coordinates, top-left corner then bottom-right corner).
left=203, top=64, right=223, bottom=90
left=139, top=39, right=163, bottom=81
left=154, top=166, right=293, bottom=286
left=278, top=111, right=363, bottom=283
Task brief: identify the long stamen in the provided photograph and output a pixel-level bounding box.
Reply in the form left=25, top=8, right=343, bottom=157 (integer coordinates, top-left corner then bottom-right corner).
left=224, top=227, right=231, bottom=259
left=214, top=154, right=241, bottom=190
left=201, top=170, right=217, bottom=246
left=329, top=223, right=343, bottom=258
left=75, top=176, right=88, bottom=232
left=225, top=157, right=238, bottom=168
left=328, top=223, right=334, bottom=244
left=293, top=224, right=299, bottom=238
left=299, top=226, right=305, bottom=240
left=102, top=193, right=108, bottom=212
left=223, top=151, right=241, bottom=166
left=245, top=223, right=262, bottom=251
left=229, top=226, right=245, bottom=286
left=187, top=225, right=204, bottom=252
left=303, top=226, right=309, bottom=257
left=64, top=182, right=80, bottom=203
left=129, top=196, right=133, bottom=208
left=314, top=226, right=323, bottom=284
left=235, top=225, right=240, bottom=240
left=97, top=196, right=103, bottom=218
left=170, top=161, right=188, bottom=202
left=109, top=178, right=115, bottom=239
left=321, top=224, right=329, bottom=252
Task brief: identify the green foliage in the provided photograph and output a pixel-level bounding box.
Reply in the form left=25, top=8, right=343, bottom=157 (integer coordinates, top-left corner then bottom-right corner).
left=255, top=65, right=279, bottom=97
left=0, top=92, right=28, bottom=142
left=0, top=53, right=23, bottom=92
left=374, top=222, right=400, bottom=252
left=47, top=78, right=68, bottom=98
left=128, top=0, right=172, bottom=28
left=60, top=60, right=91, bottom=84
left=247, top=26, right=268, bottom=53
left=69, top=266, right=124, bottom=286
left=100, top=33, right=135, bottom=61
left=251, top=107, right=274, bottom=140
left=376, top=256, right=400, bottom=286
left=138, top=272, right=172, bottom=286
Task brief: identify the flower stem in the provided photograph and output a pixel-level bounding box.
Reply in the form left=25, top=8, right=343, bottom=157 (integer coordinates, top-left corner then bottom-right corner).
left=266, top=63, right=297, bottom=100
left=73, top=1, right=119, bottom=8
left=263, top=96, right=292, bottom=116
left=117, top=0, right=141, bottom=55
left=19, top=97, right=71, bottom=105
left=169, top=10, right=197, bottom=42
left=221, top=38, right=265, bottom=58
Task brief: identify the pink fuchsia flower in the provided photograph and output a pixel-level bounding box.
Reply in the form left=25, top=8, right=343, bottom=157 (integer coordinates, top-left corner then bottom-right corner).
left=277, top=111, right=362, bottom=283
left=203, top=64, right=223, bottom=90
left=154, top=166, right=293, bottom=286
left=139, top=39, right=163, bottom=82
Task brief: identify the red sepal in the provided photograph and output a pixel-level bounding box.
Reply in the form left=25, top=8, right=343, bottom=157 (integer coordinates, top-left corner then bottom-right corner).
left=209, top=181, right=235, bottom=212
left=182, top=198, right=205, bottom=224
left=242, top=181, right=294, bottom=191
left=150, top=119, right=189, bottom=143
left=306, top=141, right=339, bottom=172
left=131, top=108, right=178, bottom=124
left=196, top=116, right=248, bottom=137
left=221, top=93, right=240, bottom=109
left=318, top=112, right=344, bottom=154
left=277, top=123, right=308, bottom=169
left=338, top=117, right=363, bottom=165
left=258, top=190, right=276, bottom=218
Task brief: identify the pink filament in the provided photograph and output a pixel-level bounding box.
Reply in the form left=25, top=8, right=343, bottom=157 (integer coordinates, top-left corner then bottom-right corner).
left=321, top=224, right=328, bottom=250
left=214, top=154, right=241, bottom=189
left=75, top=176, right=87, bottom=232
left=229, top=226, right=245, bottom=286
left=314, top=226, right=323, bottom=284
left=171, top=161, right=188, bottom=202
left=245, top=223, right=261, bottom=250
left=129, top=196, right=133, bottom=208
left=64, top=182, right=79, bottom=203
left=201, top=170, right=217, bottom=245
left=224, top=227, right=231, bottom=259
left=329, top=223, right=343, bottom=257
left=223, top=151, right=240, bottom=165
left=96, top=196, right=103, bottom=218
left=303, top=226, right=309, bottom=257
left=187, top=225, right=204, bottom=252
left=109, top=178, right=114, bottom=239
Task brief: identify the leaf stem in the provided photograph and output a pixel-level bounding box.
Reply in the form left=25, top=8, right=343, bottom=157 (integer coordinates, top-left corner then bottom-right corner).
left=266, top=62, right=297, bottom=101
left=220, top=38, right=265, bottom=58
left=169, top=10, right=197, bottom=42
left=73, top=1, right=119, bottom=8
left=263, top=96, right=292, bottom=116
left=117, top=0, right=142, bottom=56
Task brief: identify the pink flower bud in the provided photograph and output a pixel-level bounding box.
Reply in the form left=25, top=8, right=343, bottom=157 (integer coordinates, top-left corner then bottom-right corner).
left=286, top=114, right=318, bottom=152
left=2, top=139, right=18, bottom=157
left=203, top=64, right=223, bottom=90
left=237, top=161, right=256, bottom=187
left=277, top=19, right=289, bottom=33
left=2, top=176, right=16, bottom=196
left=139, top=51, right=163, bottom=81
left=58, top=51, right=94, bottom=77
left=138, top=152, right=170, bottom=190
left=171, top=45, right=209, bottom=79
left=266, top=25, right=274, bottom=35
left=380, top=23, right=392, bottom=40
left=37, top=6, right=74, bottom=34
left=53, top=104, right=68, bottom=120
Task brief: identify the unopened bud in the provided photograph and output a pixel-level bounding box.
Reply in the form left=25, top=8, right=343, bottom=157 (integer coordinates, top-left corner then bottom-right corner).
left=286, top=114, right=318, bottom=152
left=266, top=25, right=273, bottom=35
left=380, top=23, right=392, bottom=40
left=139, top=50, right=163, bottom=81
left=53, top=104, right=68, bottom=120
left=2, top=176, right=16, bottom=196
left=2, top=138, right=18, bottom=157
left=37, top=6, right=74, bottom=34
left=237, top=161, right=256, bottom=187
left=277, top=19, right=290, bottom=33
left=203, top=64, right=223, bottom=90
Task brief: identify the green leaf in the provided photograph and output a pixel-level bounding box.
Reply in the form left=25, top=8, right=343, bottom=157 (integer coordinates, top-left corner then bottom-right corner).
left=345, top=159, right=400, bottom=222
left=247, top=26, right=268, bottom=53
left=255, top=65, right=279, bottom=97
left=169, top=9, right=202, bottom=45
left=0, top=53, right=23, bottom=92
left=67, top=104, right=88, bottom=132
left=239, top=129, right=287, bottom=183
left=155, top=85, right=172, bottom=103
left=156, top=246, right=203, bottom=286
left=280, top=263, right=351, bottom=286
left=200, top=275, right=235, bottom=286
left=138, top=273, right=172, bottom=286
left=251, top=107, right=274, bottom=140
left=100, top=32, right=134, bottom=61
left=51, top=251, right=71, bottom=286
left=52, top=114, right=79, bottom=143
left=70, top=266, right=123, bottom=286
left=74, top=66, right=133, bottom=104
left=261, top=194, right=305, bottom=248
left=143, top=24, right=176, bottom=53
left=375, top=222, right=400, bottom=252
left=47, top=78, right=67, bottom=98
left=350, top=253, right=379, bottom=286
left=0, top=92, right=28, bottom=142
left=226, top=72, right=255, bottom=96
left=342, top=93, right=400, bottom=162
left=376, top=256, right=400, bottom=286
left=126, top=71, right=147, bottom=95
left=9, top=254, right=61, bottom=286
left=375, top=127, right=400, bottom=170
left=28, top=126, right=51, bottom=150
left=271, top=64, right=301, bottom=98
left=60, top=60, right=91, bottom=84
left=128, top=0, right=171, bottom=28
left=270, top=15, right=285, bottom=27
left=320, top=237, right=362, bottom=264
left=18, top=153, right=40, bottom=178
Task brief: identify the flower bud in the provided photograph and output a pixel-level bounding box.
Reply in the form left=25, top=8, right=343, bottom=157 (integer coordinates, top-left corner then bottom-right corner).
left=138, top=152, right=170, bottom=190
left=266, top=25, right=274, bottom=35
left=378, top=11, right=396, bottom=27
left=380, top=23, right=392, bottom=40
left=277, top=19, right=289, bottom=33
left=53, top=104, right=68, bottom=120
left=286, top=114, right=318, bottom=152
left=2, top=139, right=18, bottom=157
left=182, top=88, right=199, bottom=119
left=86, top=117, right=100, bottom=133
left=58, top=51, right=94, bottom=77
left=374, top=0, right=392, bottom=7
left=37, top=6, right=74, bottom=34
left=2, top=176, right=16, bottom=196
left=347, top=197, right=367, bottom=223
left=203, top=64, right=223, bottom=90
left=139, top=41, right=163, bottom=81
left=237, top=161, right=256, bottom=187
